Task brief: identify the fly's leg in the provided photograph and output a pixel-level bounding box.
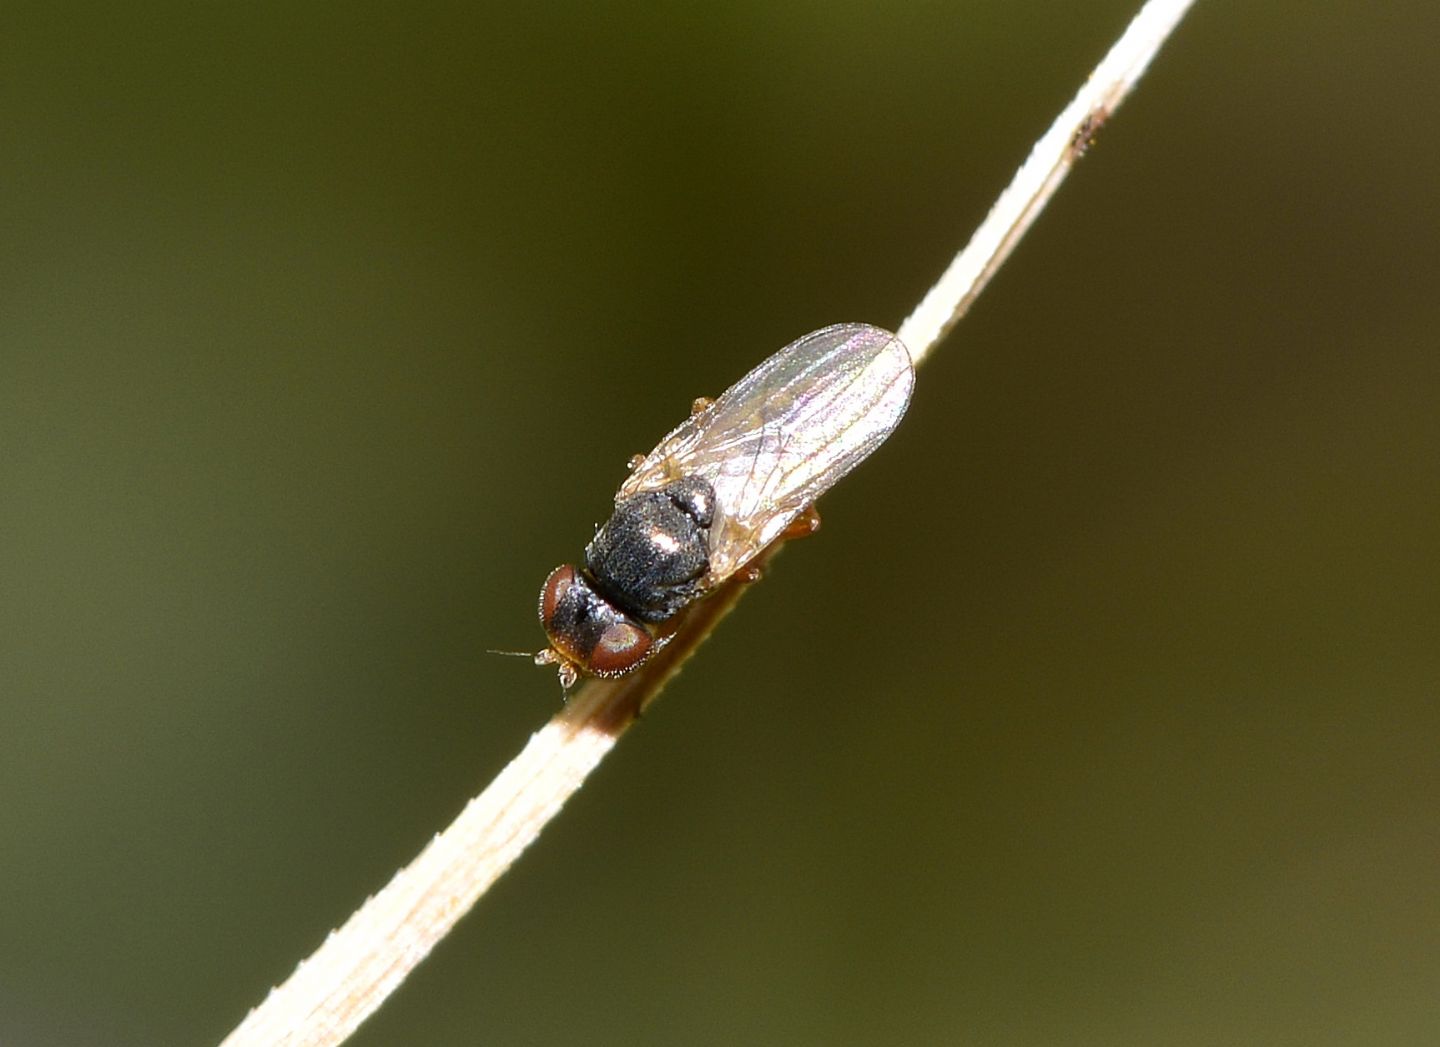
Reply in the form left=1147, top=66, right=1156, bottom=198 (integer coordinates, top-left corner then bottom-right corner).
left=780, top=505, right=821, bottom=541
left=630, top=399, right=711, bottom=471
left=737, top=506, right=822, bottom=585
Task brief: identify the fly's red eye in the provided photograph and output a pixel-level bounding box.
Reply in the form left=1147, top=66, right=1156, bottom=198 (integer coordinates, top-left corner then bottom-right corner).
left=587, top=621, right=652, bottom=676
left=539, top=565, right=578, bottom=625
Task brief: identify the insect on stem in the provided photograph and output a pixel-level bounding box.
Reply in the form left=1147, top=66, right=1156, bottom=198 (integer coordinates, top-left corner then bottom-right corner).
left=535, top=323, right=913, bottom=690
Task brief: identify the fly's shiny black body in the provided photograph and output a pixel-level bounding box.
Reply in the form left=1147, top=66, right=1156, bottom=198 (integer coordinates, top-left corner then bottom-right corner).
left=585, top=476, right=714, bottom=623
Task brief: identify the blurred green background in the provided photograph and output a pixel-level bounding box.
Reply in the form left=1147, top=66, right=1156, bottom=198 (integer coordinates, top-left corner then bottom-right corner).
left=4, top=2, right=1438, bottom=1044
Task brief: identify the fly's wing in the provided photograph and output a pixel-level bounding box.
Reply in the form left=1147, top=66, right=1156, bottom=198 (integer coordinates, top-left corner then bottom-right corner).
left=619, top=323, right=914, bottom=582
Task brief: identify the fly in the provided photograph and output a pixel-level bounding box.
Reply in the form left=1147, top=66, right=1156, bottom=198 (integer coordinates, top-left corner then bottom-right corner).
left=536, top=322, right=914, bottom=688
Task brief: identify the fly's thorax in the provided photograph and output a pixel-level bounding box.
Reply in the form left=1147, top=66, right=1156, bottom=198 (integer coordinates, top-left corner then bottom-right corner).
left=583, top=477, right=716, bottom=624
left=538, top=565, right=654, bottom=678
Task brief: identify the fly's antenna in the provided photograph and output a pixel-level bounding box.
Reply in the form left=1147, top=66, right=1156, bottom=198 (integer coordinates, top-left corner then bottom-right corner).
left=492, top=647, right=579, bottom=696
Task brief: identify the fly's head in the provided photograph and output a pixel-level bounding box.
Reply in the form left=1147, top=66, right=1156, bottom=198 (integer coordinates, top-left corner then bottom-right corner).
left=536, top=565, right=658, bottom=690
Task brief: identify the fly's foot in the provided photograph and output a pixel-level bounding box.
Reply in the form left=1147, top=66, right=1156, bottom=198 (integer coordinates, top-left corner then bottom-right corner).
left=780, top=505, right=822, bottom=541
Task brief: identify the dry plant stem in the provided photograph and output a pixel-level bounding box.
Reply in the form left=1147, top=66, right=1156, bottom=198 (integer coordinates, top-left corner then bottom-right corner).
left=897, top=0, right=1198, bottom=364
left=218, top=1, right=1196, bottom=1044
left=218, top=546, right=778, bottom=1047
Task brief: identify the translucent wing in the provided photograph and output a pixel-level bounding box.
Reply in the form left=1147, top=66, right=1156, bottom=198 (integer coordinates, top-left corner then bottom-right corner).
left=619, top=323, right=914, bottom=582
